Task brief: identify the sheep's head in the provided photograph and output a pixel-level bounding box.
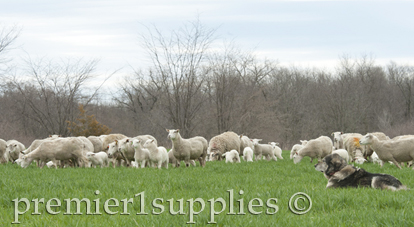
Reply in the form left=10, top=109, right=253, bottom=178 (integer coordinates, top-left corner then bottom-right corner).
left=359, top=134, right=374, bottom=146
left=167, top=129, right=179, bottom=140
left=251, top=139, right=262, bottom=146
left=292, top=150, right=303, bottom=164
left=143, top=139, right=155, bottom=149
left=19, top=155, right=33, bottom=168
left=86, top=152, right=95, bottom=159
left=131, top=139, right=141, bottom=148
left=107, top=142, right=118, bottom=156
left=268, top=142, right=279, bottom=149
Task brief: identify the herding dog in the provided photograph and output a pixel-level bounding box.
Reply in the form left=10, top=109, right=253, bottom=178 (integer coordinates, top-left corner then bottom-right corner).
left=315, top=153, right=407, bottom=191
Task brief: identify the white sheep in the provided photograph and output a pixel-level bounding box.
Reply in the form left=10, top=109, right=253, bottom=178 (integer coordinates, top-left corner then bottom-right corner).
left=208, top=131, right=241, bottom=161
left=131, top=139, right=150, bottom=168
left=332, top=149, right=350, bottom=163
left=86, top=151, right=109, bottom=168
left=290, top=144, right=303, bottom=160
left=5, top=140, right=26, bottom=162
left=0, top=139, right=7, bottom=164
left=87, top=136, right=104, bottom=153
left=300, top=140, right=308, bottom=145
left=251, top=139, right=278, bottom=161
left=131, top=161, right=139, bottom=168
left=371, top=151, right=383, bottom=166
left=293, top=136, right=332, bottom=164
left=342, top=133, right=364, bottom=161
left=269, top=142, right=284, bottom=160
left=117, top=138, right=136, bottom=166
left=364, top=132, right=389, bottom=159
left=239, top=135, right=254, bottom=154
left=144, top=139, right=169, bottom=169
left=167, top=129, right=208, bottom=167
left=101, top=133, right=127, bottom=152
left=331, top=132, right=344, bottom=149
left=168, top=149, right=196, bottom=167
left=360, top=133, right=414, bottom=169
left=19, top=137, right=89, bottom=168
left=106, top=141, right=125, bottom=167
left=242, top=147, right=254, bottom=162
left=222, top=150, right=241, bottom=163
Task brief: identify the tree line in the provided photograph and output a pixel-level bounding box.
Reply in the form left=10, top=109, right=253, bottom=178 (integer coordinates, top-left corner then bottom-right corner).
left=1, top=22, right=414, bottom=149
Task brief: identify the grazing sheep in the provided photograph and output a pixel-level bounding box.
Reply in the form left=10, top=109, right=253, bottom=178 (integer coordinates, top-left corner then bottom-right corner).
left=208, top=131, right=240, bottom=161
left=19, top=137, right=89, bottom=168
left=0, top=139, right=7, bottom=163
left=87, top=136, right=104, bottom=153
left=332, top=149, right=350, bottom=163
left=144, top=139, right=169, bottom=169
left=131, top=139, right=150, bottom=168
left=269, top=142, right=284, bottom=160
left=5, top=140, right=26, bottom=162
left=290, top=144, right=303, bottom=160
left=251, top=139, right=278, bottom=161
left=86, top=151, right=109, bottom=168
left=342, top=133, right=364, bottom=161
left=242, top=147, right=254, bottom=162
left=360, top=133, right=414, bottom=169
left=331, top=132, right=344, bottom=149
left=222, top=150, right=241, bottom=163
left=167, top=129, right=208, bottom=167
left=293, top=136, right=332, bottom=164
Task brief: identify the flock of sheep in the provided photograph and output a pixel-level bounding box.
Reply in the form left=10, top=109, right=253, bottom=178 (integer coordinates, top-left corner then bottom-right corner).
left=1, top=129, right=413, bottom=169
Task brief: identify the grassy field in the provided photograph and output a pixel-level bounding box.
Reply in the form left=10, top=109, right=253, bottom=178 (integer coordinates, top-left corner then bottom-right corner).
left=1, top=151, right=414, bottom=226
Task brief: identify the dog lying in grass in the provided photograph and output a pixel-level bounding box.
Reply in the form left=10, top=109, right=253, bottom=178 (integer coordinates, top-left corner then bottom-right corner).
left=315, top=153, right=408, bottom=191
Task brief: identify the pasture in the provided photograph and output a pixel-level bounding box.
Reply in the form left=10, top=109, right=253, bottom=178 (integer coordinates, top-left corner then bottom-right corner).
left=1, top=151, right=413, bottom=226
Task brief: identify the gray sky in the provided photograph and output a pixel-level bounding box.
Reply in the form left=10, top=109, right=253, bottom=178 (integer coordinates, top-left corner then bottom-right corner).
left=2, top=0, right=414, bottom=75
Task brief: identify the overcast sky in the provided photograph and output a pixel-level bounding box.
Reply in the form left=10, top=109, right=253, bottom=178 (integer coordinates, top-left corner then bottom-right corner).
left=2, top=0, right=414, bottom=76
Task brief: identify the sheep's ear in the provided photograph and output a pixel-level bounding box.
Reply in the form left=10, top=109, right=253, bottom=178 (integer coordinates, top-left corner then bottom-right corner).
left=151, top=139, right=154, bottom=143
left=59, top=135, right=62, bottom=137
left=20, top=151, right=25, bottom=154
left=176, top=129, right=180, bottom=132
left=166, top=129, right=169, bottom=132
left=126, top=139, right=129, bottom=142
left=107, top=145, right=109, bottom=149
left=258, top=139, right=262, bottom=142
left=91, top=153, right=95, bottom=156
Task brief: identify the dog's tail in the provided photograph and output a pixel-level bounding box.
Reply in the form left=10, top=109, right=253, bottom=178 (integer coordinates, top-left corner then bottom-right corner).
left=397, top=185, right=409, bottom=191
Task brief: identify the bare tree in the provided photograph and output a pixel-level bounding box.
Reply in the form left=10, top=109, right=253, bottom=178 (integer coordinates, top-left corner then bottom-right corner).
left=135, top=19, right=217, bottom=137
left=387, top=62, right=414, bottom=120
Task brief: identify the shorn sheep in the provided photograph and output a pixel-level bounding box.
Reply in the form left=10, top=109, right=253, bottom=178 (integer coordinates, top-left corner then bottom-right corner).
left=242, top=147, right=254, bottom=162
left=167, top=129, right=208, bottom=167
left=144, top=139, right=169, bottom=169
left=208, top=131, right=241, bottom=161
left=251, top=139, right=279, bottom=161
left=360, top=133, right=414, bottom=169
left=293, top=136, right=332, bottom=164
left=222, top=150, right=241, bottom=163
left=5, top=140, right=26, bottom=162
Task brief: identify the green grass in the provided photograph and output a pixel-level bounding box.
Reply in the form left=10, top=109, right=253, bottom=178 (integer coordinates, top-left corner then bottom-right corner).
left=1, top=151, right=414, bottom=226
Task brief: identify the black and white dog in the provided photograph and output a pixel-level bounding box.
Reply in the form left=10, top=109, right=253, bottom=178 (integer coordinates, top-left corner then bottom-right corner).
left=315, top=153, right=407, bottom=191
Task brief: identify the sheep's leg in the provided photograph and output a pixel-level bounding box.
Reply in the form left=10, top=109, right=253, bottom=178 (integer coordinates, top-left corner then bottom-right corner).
left=391, top=159, right=402, bottom=169
left=157, top=161, right=162, bottom=169
left=164, top=161, right=168, bottom=169
left=310, top=158, right=314, bottom=163
left=191, top=160, right=197, bottom=167
left=141, top=160, right=146, bottom=168
left=272, top=155, right=277, bottom=161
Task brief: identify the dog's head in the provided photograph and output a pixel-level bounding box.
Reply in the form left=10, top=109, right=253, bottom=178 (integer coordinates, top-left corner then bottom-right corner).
left=315, top=153, right=348, bottom=178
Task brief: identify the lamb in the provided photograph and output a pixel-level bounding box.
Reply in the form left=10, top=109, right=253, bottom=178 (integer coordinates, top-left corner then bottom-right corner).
left=290, top=144, right=303, bottom=160
left=19, top=137, right=89, bottom=168
left=269, top=142, right=284, bottom=160
left=360, top=133, right=414, bottom=169
left=251, top=139, right=278, bottom=161
left=0, top=139, right=7, bottom=163
left=293, top=136, right=332, bottom=164
left=144, top=139, right=169, bottom=169
left=371, top=151, right=383, bottom=166
left=86, top=151, right=109, bottom=168
left=4, top=140, right=26, bottom=162
left=131, top=139, right=150, bottom=168
left=242, top=147, right=254, bottom=162
left=208, top=131, right=240, bottom=161
left=332, top=149, right=350, bottom=163
left=222, top=150, right=241, bottom=163
left=167, top=129, right=208, bottom=167
left=87, top=136, right=104, bottom=153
